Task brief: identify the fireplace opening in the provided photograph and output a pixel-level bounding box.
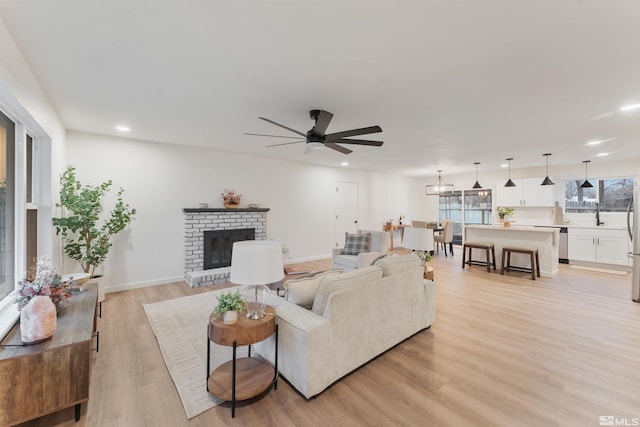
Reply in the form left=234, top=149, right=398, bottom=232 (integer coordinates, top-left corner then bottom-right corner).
left=203, top=228, right=255, bottom=270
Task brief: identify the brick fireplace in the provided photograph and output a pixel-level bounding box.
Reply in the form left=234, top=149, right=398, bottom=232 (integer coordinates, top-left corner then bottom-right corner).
left=183, top=207, right=270, bottom=287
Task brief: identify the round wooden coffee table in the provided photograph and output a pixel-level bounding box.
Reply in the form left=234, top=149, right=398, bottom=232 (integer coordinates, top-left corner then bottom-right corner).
left=207, top=305, right=277, bottom=418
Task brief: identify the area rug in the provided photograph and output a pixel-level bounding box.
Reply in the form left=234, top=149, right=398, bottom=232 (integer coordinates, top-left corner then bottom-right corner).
left=143, top=287, right=248, bottom=419
left=569, top=265, right=630, bottom=275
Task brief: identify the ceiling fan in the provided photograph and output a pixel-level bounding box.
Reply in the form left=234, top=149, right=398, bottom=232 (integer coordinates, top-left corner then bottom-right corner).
left=245, top=109, right=383, bottom=154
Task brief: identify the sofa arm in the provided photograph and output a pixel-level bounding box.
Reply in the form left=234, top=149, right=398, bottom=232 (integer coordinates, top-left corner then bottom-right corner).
left=357, top=251, right=384, bottom=268
left=332, top=247, right=344, bottom=257
left=253, top=301, right=334, bottom=399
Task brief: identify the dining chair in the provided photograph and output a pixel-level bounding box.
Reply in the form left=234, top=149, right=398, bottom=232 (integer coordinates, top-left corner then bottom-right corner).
left=434, top=220, right=454, bottom=256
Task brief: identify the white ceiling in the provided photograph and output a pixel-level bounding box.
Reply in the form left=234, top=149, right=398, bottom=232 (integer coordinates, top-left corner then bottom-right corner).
left=1, top=0, right=639, bottom=178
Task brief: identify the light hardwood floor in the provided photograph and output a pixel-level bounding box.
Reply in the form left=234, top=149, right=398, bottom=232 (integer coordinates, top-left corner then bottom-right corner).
left=18, top=251, right=640, bottom=427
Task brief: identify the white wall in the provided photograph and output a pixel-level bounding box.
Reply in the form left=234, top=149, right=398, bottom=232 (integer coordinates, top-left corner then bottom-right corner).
left=65, top=131, right=422, bottom=293
left=0, top=17, right=66, bottom=268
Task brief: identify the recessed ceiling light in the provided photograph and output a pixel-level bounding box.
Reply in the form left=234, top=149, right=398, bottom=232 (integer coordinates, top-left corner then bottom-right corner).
left=596, top=152, right=609, bottom=157
left=586, top=138, right=615, bottom=146
left=116, top=125, right=130, bottom=132
left=500, top=163, right=508, bottom=168
left=341, top=162, right=349, bottom=166
left=619, top=104, right=640, bottom=112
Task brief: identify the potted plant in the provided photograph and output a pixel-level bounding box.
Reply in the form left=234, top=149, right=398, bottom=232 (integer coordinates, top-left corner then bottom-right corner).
left=52, top=166, right=136, bottom=300
left=213, top=290, right=246, bottom=325
left=222, top=188, right=242, bottom=208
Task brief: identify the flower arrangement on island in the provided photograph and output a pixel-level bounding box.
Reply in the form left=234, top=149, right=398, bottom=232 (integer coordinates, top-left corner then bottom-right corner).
left=221, top=188, right=242, bottom=206
left=496, top=206, right=515, bottom=219
left=15, top=257, right=72, bottom=311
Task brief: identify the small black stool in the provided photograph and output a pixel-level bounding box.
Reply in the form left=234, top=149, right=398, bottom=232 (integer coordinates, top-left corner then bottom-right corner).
left=462, top=241, right=496, bottom=273
left=501, top=246, right=540, bottom=280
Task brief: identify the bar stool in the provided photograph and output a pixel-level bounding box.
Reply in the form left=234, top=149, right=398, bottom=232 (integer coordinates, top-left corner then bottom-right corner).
left=501, top=246, right=540, bottom=280
left=462, top=241, right=496, bottom=273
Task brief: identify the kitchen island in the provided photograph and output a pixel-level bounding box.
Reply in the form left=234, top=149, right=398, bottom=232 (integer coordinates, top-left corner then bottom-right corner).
left=464, top=225, right=559, bottom=277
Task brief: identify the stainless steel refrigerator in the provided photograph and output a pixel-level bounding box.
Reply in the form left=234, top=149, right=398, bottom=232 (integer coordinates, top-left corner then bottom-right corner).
left=628, top=182, right=640, bottom=303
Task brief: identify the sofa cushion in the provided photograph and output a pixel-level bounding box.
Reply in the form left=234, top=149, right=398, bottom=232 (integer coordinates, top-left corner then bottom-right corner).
left=374, top=253, right=421, bottom=277
left=369, top=253, right=388, bottom=266
left=312, top=266, right=383, bottom=315
left=284, top=270, right=342, bottom=309
left=341, top=232, right=371, bottom=255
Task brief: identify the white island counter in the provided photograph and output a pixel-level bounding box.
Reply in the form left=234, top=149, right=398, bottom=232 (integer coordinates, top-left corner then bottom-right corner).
left=464, top=225, right=559, bottom=277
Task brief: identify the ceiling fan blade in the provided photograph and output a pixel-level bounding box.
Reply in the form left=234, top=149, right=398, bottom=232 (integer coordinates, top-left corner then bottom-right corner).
left=311, top=110, right=333, bottom=137
left=325, top=125, right=382, bottom=141
left=333, top=139, right=384, bottom=147
left=245, top=132, right=304, bottom=139
left=325, top=142, right=352, bottom=154
left=258, top=117, right=306, bottom=137
left=266, top=140, right=305, bottom=147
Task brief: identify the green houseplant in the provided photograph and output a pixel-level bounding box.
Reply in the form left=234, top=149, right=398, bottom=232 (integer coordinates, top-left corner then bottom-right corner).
left=496, top=206, right=514, bottom=219
left=52, top=166, right=136, bottom=280
left=213, top=290, right=246, bottom=325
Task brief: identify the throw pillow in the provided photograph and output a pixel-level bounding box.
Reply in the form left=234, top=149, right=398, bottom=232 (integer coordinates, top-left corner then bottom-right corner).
left=341, top=232, right=371, bottom=255
left=284, top=270, right=342, bottom=309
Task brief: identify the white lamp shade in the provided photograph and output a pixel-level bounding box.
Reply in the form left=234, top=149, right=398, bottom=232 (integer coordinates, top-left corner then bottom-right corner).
left=402, top=227, right=434, bottom=251
left=230, top=240, right=284, bottom=285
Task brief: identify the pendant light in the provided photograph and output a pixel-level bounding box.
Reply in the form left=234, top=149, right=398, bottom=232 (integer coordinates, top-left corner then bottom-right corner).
left=426, top=170, right=454, bottom=195
left=504, top=158, right=516, bottom=187
left=472, top=162, right=482, bottom=189
left=540, top=153, right=554, bottom=185
left=580, top=160, right=594, bottom=188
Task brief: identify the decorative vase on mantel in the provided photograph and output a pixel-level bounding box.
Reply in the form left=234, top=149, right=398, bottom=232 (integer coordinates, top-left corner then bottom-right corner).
left=20, top=296, right=57, bottom=345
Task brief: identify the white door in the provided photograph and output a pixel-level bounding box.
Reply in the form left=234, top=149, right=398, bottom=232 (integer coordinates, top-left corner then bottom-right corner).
left=335, top=182, right=359, bottom=247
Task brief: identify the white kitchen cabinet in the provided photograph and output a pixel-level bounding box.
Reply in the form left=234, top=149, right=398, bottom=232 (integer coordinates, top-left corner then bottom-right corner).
left=567, top=228, right=630, bottom=266
left=495, top=178, right=555, bottom=207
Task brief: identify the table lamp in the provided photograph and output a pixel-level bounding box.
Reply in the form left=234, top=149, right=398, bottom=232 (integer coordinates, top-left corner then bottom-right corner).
left=402, top=227, right=434, bottom=264
left=230, top=240, right=284, bottom=319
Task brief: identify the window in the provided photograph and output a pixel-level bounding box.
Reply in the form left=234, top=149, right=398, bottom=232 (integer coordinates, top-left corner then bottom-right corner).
left=0, top=110, right=15, bottom=301
left=464, top=189, right=492, bottom=225
left=439, top=191, right=462, bottom=245
left=565, top=178, right=634, bottom=213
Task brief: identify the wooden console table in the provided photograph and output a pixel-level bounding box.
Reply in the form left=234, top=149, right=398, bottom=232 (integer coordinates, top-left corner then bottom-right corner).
left=207, top=305, right=277, bottom=418
left=0, top=287, right=98, bottom=426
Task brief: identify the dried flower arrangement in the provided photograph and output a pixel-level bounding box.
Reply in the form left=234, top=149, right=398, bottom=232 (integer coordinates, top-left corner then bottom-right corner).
left=221, top=188, right=242, bottom=205
left=15, top=257, right=72, bottom=311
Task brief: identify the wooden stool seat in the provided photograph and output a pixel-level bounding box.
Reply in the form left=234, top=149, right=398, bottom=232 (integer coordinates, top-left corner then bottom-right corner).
left=501, top=246, right=540, bottom=280
left=462, top=241, right=496, bottom=273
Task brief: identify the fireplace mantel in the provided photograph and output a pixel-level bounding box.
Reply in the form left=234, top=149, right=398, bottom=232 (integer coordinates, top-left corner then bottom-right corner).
left=183, top=208, right=270, bottom=213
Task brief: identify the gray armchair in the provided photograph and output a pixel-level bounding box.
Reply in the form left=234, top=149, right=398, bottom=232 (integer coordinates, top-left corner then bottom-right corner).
left=332, top=229, right=390, bottom=271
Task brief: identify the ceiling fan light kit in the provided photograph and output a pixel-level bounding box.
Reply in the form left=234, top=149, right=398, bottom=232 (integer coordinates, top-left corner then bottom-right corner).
left=426, top=170, right=454, bottom=196
left=248, top=109, right=383, bottom=155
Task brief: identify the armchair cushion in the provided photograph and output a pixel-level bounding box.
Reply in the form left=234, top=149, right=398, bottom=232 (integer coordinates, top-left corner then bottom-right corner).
left=341, top=232, right=371, bottom=255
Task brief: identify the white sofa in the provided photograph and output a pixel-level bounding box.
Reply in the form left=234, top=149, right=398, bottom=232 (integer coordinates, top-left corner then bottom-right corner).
left=331, top=229, right=390, bottom=271
left=255, top=253, right=435, bottom=399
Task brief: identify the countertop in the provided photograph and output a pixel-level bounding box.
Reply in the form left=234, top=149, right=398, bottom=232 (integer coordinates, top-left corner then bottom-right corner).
left=465, top=225, right=557, bottom=233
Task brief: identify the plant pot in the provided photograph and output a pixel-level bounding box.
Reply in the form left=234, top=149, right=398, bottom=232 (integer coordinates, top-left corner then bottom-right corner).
left=223, top=310, right=238, bottom=325
left=224, top=203, right=240, bottom=208
left=88, top=275, right=105, bottom=302
left=20, top=296, right=57, bottom=345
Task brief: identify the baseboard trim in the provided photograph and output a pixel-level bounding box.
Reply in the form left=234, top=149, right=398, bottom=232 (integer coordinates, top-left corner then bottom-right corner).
left=105, top=276, right=184, bottom=294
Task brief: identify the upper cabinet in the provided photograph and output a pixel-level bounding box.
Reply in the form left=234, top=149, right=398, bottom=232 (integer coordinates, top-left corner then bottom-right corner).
left=495, top=178, right=555, bottom=207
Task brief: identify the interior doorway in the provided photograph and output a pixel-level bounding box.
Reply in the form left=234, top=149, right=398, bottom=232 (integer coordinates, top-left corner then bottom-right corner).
left=335, top=182, right=359, bottom=247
